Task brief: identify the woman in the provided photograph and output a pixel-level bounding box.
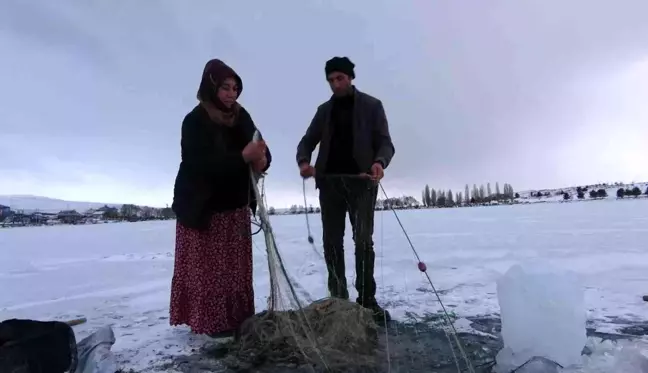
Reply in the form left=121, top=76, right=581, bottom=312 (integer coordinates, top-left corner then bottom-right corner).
left=170, top=59, right=271, bottom=337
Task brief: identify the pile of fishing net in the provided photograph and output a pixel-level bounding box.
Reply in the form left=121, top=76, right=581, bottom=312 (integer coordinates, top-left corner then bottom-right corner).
left=223, top=297, right=384, bottom=372
left=215, top=174, right=486, bottom=372
left=224, top=176, right=387, bottom=371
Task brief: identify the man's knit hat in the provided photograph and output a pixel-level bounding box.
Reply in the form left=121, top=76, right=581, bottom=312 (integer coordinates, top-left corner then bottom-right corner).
left=325, top=56, right=355, bottom=79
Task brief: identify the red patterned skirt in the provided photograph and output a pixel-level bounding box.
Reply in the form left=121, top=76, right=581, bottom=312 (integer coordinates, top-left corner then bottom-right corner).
left=169, top=207, right=254, bottom=335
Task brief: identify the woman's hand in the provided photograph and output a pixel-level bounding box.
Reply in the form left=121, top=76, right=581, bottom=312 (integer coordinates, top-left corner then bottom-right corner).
left=242, top=140, right=266, bottom=163
left=252, top=156, right=268, bottom=173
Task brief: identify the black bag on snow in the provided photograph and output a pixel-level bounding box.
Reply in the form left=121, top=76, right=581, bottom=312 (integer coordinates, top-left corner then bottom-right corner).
left=0, top=319, right=78, bottom=373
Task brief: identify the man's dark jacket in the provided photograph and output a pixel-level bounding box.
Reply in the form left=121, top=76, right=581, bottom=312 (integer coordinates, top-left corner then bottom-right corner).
left=172, top=105, right=271, bottom=230
left=296, top=88, right=395, bottom=181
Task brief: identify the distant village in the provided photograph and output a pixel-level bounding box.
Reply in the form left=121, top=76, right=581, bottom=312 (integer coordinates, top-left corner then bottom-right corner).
left=1, top=181, right=646, bottom=228
left=0, top=204, right=176, bottom=228
left=0, top=197, right=424, bottom=227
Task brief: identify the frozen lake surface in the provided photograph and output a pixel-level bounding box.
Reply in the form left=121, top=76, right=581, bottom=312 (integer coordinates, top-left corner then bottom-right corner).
left=1, top=199, right=647, bottom=371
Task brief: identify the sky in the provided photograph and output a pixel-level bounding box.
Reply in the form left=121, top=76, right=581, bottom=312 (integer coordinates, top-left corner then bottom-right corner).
left=1, top=0, right=648, bottom=208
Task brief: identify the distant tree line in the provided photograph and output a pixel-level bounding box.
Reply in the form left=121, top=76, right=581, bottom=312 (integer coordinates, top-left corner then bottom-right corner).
left=380, top=196, right=420, bottom=209
left=615, top=186, right=646, bottom=199
left=272, top=196, right=422, bottom=215
left=262, top=182, right=648, bottom=215
left=116, top=204, right=176, bottom=220
left=421, top=182, right=518, bottom=208
left=557, top=186, right=609, bottom=200
left=552, top=185, right=647, bottom=201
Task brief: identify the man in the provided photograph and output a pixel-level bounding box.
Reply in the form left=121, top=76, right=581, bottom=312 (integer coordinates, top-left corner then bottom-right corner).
left=296, top=56, right=395, bottom=323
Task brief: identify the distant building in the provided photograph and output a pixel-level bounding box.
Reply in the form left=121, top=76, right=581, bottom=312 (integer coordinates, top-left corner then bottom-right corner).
left=97, top=205, right=118, bottom=213
left=0, top=204, right=10, bottom=220
left=7, top=212, right=29, bottom=226
left=58, top=210, right=83, bottom=224
left=96, top=205, right=119, bottom=220
left=26, top=212, right=51, bottom=225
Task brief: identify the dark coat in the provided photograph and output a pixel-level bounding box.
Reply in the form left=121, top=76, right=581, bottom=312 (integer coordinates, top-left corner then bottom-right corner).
left=295, top=88, right=395, bottom=183
left=172, top=105, right=271, bottom=230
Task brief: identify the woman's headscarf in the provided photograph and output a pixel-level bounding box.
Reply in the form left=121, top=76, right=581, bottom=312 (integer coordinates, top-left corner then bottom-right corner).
left=197, top=59, right=243, bottom=124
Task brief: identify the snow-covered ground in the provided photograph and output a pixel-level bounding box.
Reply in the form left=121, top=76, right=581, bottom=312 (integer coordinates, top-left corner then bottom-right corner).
left=1, top=199, right=648, bottom=371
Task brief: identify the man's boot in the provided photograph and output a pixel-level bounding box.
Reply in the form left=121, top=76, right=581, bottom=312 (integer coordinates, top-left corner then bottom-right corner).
left=355, top=247, right=391, bottom=325
left=357, top=297, right=392, bottom=326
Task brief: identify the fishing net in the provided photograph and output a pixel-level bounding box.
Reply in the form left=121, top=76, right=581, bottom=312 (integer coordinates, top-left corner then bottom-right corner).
left=218, top=172, right=385, bottom=372
left=232, top=298, right=381, bottom=371
left=226, top=170, right=476, bottom=372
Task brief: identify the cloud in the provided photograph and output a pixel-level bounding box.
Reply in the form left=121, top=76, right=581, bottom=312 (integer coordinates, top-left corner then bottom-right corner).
left=1, top=0, right=647, bottom=207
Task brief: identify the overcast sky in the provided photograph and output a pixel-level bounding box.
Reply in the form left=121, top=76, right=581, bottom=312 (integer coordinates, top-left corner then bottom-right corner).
left=2, top=0, right=648, bottom=208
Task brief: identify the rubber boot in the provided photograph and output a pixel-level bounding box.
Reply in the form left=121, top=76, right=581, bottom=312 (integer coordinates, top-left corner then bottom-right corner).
left=357, top=297, right=392, bottom=326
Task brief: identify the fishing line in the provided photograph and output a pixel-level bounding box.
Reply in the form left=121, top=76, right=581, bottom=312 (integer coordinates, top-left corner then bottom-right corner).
left=378, top=201, right=392, bottom=372
left=244, top=169, right=265, bottom=237
left=303, top=178, right=315, bottom=244
left=249, top=132, right=330, bottom=371
left=302, top=174, right=393, bottom=370
left=250, top=169, right=329, bottom=372
left=301, top=178, right=349, bottom=299
left=377, top=182, right=475, bottom=373
left=304, top=173, right=476, bottom=373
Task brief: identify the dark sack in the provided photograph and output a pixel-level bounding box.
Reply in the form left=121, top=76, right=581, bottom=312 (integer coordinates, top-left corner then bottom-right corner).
left=0, top=319, right=77, bottom=373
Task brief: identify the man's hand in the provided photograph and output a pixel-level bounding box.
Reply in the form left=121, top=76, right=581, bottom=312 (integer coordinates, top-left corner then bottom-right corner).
left=299, top=162, right=316, bottom=178
left=370, top=162, right=384, bottom=181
